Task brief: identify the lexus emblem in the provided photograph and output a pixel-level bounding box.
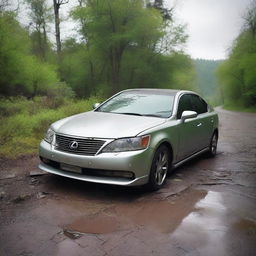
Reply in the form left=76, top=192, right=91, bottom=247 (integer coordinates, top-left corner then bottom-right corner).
left=69, top=141, right=79, bottom=149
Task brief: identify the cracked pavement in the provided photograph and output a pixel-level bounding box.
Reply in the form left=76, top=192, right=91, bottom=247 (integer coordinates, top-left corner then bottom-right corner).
left=0, top=108, right=256, bottom=256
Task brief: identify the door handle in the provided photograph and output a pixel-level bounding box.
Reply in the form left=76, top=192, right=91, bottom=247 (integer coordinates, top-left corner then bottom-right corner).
left=197, top=123, right=202, bottom=127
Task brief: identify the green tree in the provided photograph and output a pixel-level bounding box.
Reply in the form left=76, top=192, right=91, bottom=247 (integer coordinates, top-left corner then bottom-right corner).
left=25, top=0, right=52, bottom=60
left=217, top=2, right=256, bottom=107
left=60, top=39, right=93, bottom=96
left=0, top=11, right=59, bottom=97
left=70, top=0, right=194, bottom=97
left=53, top=0, right=69, bottom=57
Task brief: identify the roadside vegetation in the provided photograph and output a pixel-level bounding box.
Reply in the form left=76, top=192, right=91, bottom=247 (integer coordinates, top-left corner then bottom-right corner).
left=0, top=96, right=101, bottom=158
left=221, top=102, right=256, bottom=113
left=217, top=1, right=256, bottom=111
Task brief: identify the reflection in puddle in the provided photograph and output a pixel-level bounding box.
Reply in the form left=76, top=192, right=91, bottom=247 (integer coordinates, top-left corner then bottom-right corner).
left=64, top=189, right=207, bottom=235
left=170, top=191, right=229, bottom=255
left=65, top=214, right=122, bottom=234
left=188, top=191, right=228, bottom=232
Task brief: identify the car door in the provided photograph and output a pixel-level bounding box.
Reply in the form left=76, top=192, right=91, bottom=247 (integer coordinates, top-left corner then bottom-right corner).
left=176, top=94, right=202, bottom=160
left=190, top=94, right=212, bottom=149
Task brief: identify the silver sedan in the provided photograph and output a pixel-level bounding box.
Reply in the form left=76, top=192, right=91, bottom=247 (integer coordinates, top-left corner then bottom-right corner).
left=39, top=89, right=218, bottom=190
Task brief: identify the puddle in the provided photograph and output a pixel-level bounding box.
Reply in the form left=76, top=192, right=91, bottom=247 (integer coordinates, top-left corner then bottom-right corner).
left=65, top=214, right=122, bottom=234
left=173, top=191, right=229, bottom=233
left=168, top=191, right=229, bottom=255
left=62, top=188, right=256, bottom=256
left=114, top=189, right=207, bottom=233
left=64, top=188, right=207, bottom=234
left=169, top=190, right=256, bottom=255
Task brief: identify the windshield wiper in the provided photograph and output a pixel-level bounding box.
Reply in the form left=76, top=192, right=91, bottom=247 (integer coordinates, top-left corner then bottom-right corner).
left=120, top=112, right=143, bottom=116
left=143, top=114, right=163, bottom=118
left=119, top=112, right=164, bottom=118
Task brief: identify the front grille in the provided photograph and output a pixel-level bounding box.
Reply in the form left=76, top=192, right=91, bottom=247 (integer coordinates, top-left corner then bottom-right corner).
left=55, top=134, right=106, bottom=155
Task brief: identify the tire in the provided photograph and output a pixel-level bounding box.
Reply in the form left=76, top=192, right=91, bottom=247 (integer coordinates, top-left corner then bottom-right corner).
left=147, top=145, right=171, bottom=191
left=207, top=132, right=218, bottom=157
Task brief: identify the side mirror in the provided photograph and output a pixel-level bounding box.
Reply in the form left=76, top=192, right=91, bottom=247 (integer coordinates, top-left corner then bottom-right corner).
left=181, top=110, right=197, bottom=122
left=93, top=103, right=101, bottom=109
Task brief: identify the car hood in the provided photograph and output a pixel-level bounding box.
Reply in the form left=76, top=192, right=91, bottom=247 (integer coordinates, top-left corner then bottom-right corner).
left=52, top=111, right=166, bottom=139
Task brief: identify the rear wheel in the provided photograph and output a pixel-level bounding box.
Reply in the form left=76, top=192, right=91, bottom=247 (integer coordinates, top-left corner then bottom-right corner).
left=207, top=132, right=218, bottom=157
left=147, top=145, right=171, bottom=191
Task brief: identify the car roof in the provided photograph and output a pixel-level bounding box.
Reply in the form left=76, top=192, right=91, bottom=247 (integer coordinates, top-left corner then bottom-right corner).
left=121, top=88, right=195, bottom=96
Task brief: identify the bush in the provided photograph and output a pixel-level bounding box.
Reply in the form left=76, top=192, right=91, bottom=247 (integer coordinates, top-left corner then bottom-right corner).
left=0, top=97, right=33, bottom=116
left=0, top=96, right=102, bottom=158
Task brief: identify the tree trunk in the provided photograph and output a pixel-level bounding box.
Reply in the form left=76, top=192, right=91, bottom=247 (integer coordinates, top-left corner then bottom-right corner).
left=37, top=25, right=44, bottom=60
left=53, top=0, right=61, bottom=56
left=32, top=81, right=38, bottom=99
left=42, top=22, right=47, bottom=59
left=89, top=60, right=95, bottom=94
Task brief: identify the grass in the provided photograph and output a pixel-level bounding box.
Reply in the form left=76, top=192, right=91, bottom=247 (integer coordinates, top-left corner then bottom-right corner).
left=0, top=96, right=102, bottom=158
left=223, top=103, right=256, bottom=113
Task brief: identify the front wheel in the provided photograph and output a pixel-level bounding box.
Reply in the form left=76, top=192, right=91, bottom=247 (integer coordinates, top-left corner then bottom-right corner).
left=207, top=132, right=218, bottom=157
left=147, top=145, right=171, bottom=191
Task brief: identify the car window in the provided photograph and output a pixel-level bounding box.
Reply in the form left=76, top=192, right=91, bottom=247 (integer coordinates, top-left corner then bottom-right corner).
left=177, top=94, right=193, bottom=119
left=191, top=95, right=208, bottom=114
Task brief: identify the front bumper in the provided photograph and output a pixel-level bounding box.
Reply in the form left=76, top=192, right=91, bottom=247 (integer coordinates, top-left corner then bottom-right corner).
left=38, top=140, right=153, bottom=186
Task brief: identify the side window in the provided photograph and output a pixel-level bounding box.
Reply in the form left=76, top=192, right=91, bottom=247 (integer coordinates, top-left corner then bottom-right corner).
left=191, top=95, right=208, bottom=114
left=177, top=94, right=193, bottom=119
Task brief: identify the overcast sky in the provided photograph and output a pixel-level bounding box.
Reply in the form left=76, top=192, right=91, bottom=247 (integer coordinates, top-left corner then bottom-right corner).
left=168, top=0, right=253, bottom=60
left=18, top=0, right=253, bottom=60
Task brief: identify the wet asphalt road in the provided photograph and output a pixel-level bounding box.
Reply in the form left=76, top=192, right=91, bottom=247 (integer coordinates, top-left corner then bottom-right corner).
left=0, top=108, right=256, bottom=256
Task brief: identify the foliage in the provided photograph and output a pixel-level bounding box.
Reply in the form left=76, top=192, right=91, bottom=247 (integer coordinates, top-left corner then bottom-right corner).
left=67, top=0, right=195, bottom=97
left=1, top=0, right=195, bottom=99
left=0, top=96, right=101, bottom=158
left=217, top=2, right=256, bottom=107
left=0, top=11, right=62, bottom=98
left=25, top=0, right=52, bottom=60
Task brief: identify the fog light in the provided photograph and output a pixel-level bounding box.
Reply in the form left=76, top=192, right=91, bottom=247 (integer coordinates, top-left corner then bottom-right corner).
left=85, top=169, right=134, bottom=179
left=121, top=172, right=134, bottom=179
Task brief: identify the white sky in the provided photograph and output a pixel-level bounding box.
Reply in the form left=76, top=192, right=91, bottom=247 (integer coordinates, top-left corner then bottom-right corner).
left=16, top=0, right=253, bottom=60
left=168, top=0, right=253, bottom=59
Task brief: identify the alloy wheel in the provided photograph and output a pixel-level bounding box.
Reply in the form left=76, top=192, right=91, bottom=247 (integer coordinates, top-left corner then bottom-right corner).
left=211, top=134, right=217, bottom=155
left=154, top=150, right=168, bottom=186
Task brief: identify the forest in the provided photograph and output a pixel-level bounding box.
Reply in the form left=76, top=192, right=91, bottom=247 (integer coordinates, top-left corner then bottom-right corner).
left=0, top=0, right=255, bottom=157
left=0, top=0, right=195, bottom=99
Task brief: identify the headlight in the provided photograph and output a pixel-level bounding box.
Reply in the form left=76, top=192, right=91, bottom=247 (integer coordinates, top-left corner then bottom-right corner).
left=102, top=135, right=150, bottom=153
left=44, top=128, right=55, bottom=144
